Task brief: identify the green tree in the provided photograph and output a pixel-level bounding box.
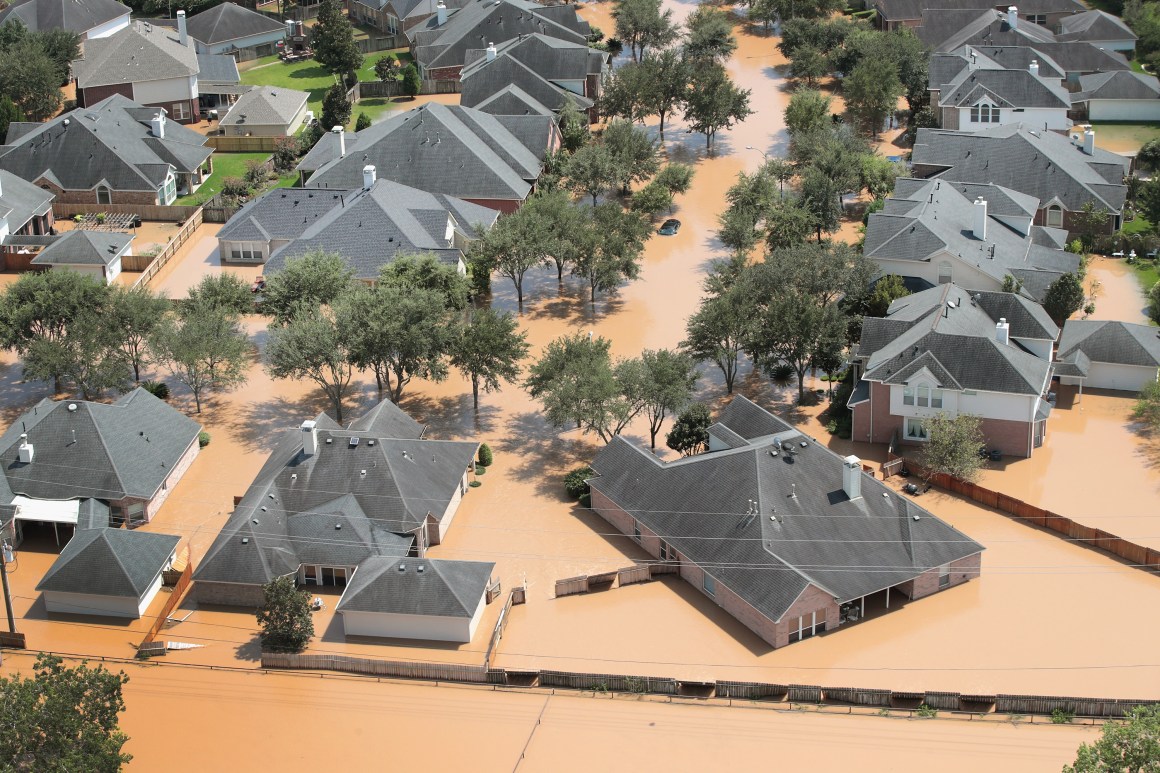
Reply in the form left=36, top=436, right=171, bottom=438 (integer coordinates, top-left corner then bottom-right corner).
left=184, top=273, right=254, bottom=317
left=1064, top=704, right=1160, bottom=773
left=1133, top=380, right=1160, bottom=429
left=312, top=0, right=364, bottom=80
left=1000, top=274, right=1025, bottom=294
left=685, top=5, right=737, bottom=62
left=108, top=285, right=168, bottom=382
left=571, top=204, right=650, bottom=301
left=784, top=88, right=832, bottom=137
left=865, top=274, right=910, bottom=317
left=789, top=44, right=827, bottom=86
left=798, top=166, right=844, bottom=242
left=320, top=83, right=352, bottom=131
left=639, top=49, right=690, bottom=141
left=0, top=38, right=63, bottom=120
left=566, top=142, right=617, bottom=206
left=0, top=653, right=131, bottom=770
left=598, top=60, right=653, bottom=124
left=0, top=95, right=25, bottom=141
left=749, top=288, right=847, bottom=403
left=844, top=57, right=902, bottom=137
left=23, top=308, right=131, bottom=399
left=716, top=205, right=761, bottom=259
left=150, top=306, right=251, bottom=413
left=558, top=98, right=590, bottom=152
left=1043, top=273, right=1086, bottom=326
left=1071, top=202, right=1110, bottom=251
left=666, top=402, right=712, bottom=456
left=860, top=154, right=900, bottom=199
left=261, top=249, right=355, bottom=325
left=684, top=62, right=753, bottom=154
left=256, top=576, right=315, bottom=653
left=1148, top=280, right=1160, bottom=325
left=764, top=196, right=817, bottom=250
left=400, top=62, right=422, bottom=99
left=920, top=413, right=986, bottom=483
left=36, top=27, right=82, bottom=84
left=654, top=162, right=695, bottom=197
left=265, top=308, right=355, bottom=421
left=630, top=181, right=673, bottom=218
left=451, top=307, right=530, bottom=409
left=354, top=111, right=371, bottom=131
left=638, top=348, right=698, bottom=448
left=374, top=54, right=400, bottom=82
left=378, top=253, right=470, bottom=311
left=272, top=136, right=300, bottom=174
left=682, top=284, right=752, bottom=393
left=613, top=0, right=679, bottom=62
left=602, top=119, right=660, bottom=194
left=1139, top=138, right=1160, bottom=175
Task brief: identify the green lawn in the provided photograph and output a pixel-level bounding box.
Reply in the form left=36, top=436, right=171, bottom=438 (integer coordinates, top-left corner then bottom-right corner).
left=176, top=153, right=274, bottom=206
left=1089, top=121, right=1160, bottom=153
left=1123, top=213, right=1153, bottom=235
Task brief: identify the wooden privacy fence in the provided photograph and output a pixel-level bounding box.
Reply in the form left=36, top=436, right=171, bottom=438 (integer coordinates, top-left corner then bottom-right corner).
left=539, top=670, right=679, bottom=695
left=355, top=79, right=462, bottom=99
left=133, top=208, right=204, bottom=289
left=483, top=586, right=524, bottom=669
left=355, top=34, right=407, bottom=53
left=554, top=575, right=589, bottom=597
left=559, top=563, right=681, bottom=596
left=52, top=202, right=200, bottom=222
left=205, top=135, right=281, bottom=153
left=261, top=652, right=489, bottom=683
left=137, top=557, right=194, bottom=653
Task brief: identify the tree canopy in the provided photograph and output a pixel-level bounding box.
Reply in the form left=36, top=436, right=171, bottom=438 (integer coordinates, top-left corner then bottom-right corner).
left=684, top=63, right=753, bottom=153
left=256, top=576, right=315, bottom=652
left=451, top=308, right=530, bottom=409
left=920, top=413, right=985, bottom=483
left=261, top=250, right=355, bottom=325
left=312, top=0, right=364, bottom=79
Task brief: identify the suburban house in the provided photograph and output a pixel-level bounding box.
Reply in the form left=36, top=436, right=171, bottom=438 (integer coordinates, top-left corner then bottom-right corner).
left=0, top=95, right=214, bottom=205
left=35, top=528, right=180, bottom=618
left=864, top=177, right=1079, bottom=301
left=409, top=0, right=590, bottom=81
left=179, top=2, right=287, bottom=58
left=193, top=50, right=243, bottom=114
left=27, top=229, right=134, bottom=284
left=0, top=170, right=54, bottom=270
left=919, top=7, right=1058, bottom=52
left=875, top=0, right=1084, bottom=32
left=0, top=0, right=130, bottom=41
left=459, top=34, right=608, bottom=121
left=297, top=102, right=557, bottom=212
left=1056, top=10, right=1137, bottom=52
left=930, top=44, right=1130, bottom=96
left=587, top=395, right=984, bottom=650
left=0, top=388, right=202, bottom=546
left=910, top=124, right=1130, bottom=234
left=194, top=399, right=481, bottom=619
left=335, top=556, right=495, bottom=642
left=218, top=170, right=498, bottom=278
left=1056, top=320, right=1160, bottom=392
left=850, top=282, right=1059, bottom=457
left=72, top=16, right=240, bottom=123
left=349, top=0, right=470, bottom=36
left=219, top=86, right=310, bottom=136
left=933, top=61, right=1072, bottom=130
left=1071, top=71, right=1160, bottom=121
left=1018, top=41, right=1131, bottom=82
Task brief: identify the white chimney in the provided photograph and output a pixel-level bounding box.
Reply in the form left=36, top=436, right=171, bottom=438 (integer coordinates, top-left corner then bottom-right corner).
left=436, top=0, right=447, bottom=24
left=996, top=317, right=1010, bottom=346
left=1007, top=6, right=1018, bottom=28
left=486, top=41, right=497, bottom=61
left=301, top=420, right=318, bottom=456
left=1029, top=59, right=1039, bottom=78
left=973, top=196, right=987, bottom=240
left=1083, top=127, right=1095, bottom=155
left=177, top=10, right=188, bottom=46
left=17, top=434, right=34, bottom=464
left=841, top=455, right=862, bottom=501
left=332, top=125, right=345, bottom=157
left=0, top=174, right=3, bottom=199
left=285, top=19, right=296, bottom=37
left=362, top=164, right=376, bottom=190
left=150, top=111, right=166, bottom=138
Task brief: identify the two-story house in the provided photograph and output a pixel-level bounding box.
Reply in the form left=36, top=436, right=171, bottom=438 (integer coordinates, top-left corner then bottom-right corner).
left=0, top=170, right=54, bottom=270
left=0, top=0, right=130, bottom=42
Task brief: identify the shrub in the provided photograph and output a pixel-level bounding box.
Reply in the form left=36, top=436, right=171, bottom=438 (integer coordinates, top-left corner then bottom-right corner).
left=916, top=704, right=937, bottom=718
left=256, top=576, right=314, bottom=653
left=141, top=380, right=170, bottom=400
left=244, top=159, right=269, bottom=187
left=1051, top=708, right=1075, bottom=724
left=272, top=136, right=299, bottom=173
left=354, top=112, right=371, bottom=131
left=770, top=363, right=796, bottom=386
left=198, top=431, right=211, bottom=448
left=564, top=465, right=594, bottom=500
left=95, top=212, right=106, bottom=224
left=477, top=443, right=493, bottom=467
left=578, top=492, right=591, bottom=508
left=220, top=176, right=251, bottom=199
left=469, top=480, right=482, bottom=488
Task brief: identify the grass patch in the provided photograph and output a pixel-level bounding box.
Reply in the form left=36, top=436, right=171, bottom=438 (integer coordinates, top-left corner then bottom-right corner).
left=1135, top=258, right=1160, bottom=295
left=176, top=152, right=271, bottom=205
left=1089, top=121, right=1160, bottom=153
left=1123, top=213, right=1153, bottom=235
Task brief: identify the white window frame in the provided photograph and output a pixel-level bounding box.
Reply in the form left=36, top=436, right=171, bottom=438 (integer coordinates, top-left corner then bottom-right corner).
left=96, top=185, right=112, bottom=205
left=1046, top=205, right=1063, bottom=228
left=171, top=101, right=189, bottom=121
left=938, top=261, right=953, bottom=284
left=930, top=388, right=944, bottom=409
left=938, top=563, right=951, bottom=588
left=903, top=385, right=915, bottom=406
left=702, top=572, right=716, bottom=596
left=917, top=384, right=930, bottom=407
left=161, top=174, right=177, bottom=205
left=905, top=417, right=929, bottom=441
left=632, top=520, right=641, bottom=542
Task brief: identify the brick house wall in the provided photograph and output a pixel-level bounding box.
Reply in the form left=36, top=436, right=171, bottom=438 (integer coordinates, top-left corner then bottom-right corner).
left=426, top=64, right=464, bottom=81
left=194, top=580, right=266, bottom=607
left=894, top=552, right=981, bottom=600
left=105, top=437, right=200, bottom=524
left=978, top=416, right=1034, bottom=458
left=37, top=178, right=160, bottom=206
left=77, top=82, right=134, bottom=108
left=1033, top=206, right=1120, bottom=235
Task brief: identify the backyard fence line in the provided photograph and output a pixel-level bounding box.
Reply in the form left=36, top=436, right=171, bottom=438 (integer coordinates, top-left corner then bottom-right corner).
left=354, top=79, right=462, bottom=99
left=260, top=652, right=489, bottom=683
left=355, top=34, right=408, bottom=53
left=483, top=586, right=523, bottom=670
left=51, top=202, right=200, bottom=222
left=137, top=555, right=194, bottom=654
left=557, top=562, right=680, bottom=597
left=132, top=208, right=204, bottom=289
left=205, top=136, right=281, bottom=153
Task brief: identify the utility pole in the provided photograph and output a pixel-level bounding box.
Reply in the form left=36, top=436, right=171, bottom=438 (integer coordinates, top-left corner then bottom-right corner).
left=0, top=539, right=16, bottom=634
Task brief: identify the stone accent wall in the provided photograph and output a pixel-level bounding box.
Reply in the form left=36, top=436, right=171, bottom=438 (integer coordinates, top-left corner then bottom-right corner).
left=194, top=580, right=265, bottom=608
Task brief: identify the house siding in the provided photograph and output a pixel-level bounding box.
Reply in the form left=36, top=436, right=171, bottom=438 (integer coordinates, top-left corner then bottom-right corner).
left=340, top=593, right=485, bottom=642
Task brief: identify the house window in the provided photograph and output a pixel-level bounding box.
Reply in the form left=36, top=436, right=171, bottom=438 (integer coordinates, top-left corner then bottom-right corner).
left=903, top=385, right=915, bottom=405
left=162, top=175, right=176, bottom=205
left=171, top=102, right=189, bottom=121
left=96, top=185, right=112, bottom=205
left=632, top=520, right=641, bottom=542
left=938, top=261, right=953, bottom=284
left=1046, top=205, right=1063, bottom=228
left=930, top=388, right=943, bottom=409
left=917, top=385, right=930, bottom=407
left=905, top=417, right=929, bottom=440
left=1026, top=13, right=1046, bottom=24
left=659, top=540, right=673, bottom=561
left=938, top=563, right=951, bottom=588
left=703, top=572, right=716, bottom=596
left=969, top=103, right=1000, bottom=123
left=792, top=611, right=821, bottom=642
left=228, top=243, right=262, bottom=262
left=126, top=502, right=145, bottom=524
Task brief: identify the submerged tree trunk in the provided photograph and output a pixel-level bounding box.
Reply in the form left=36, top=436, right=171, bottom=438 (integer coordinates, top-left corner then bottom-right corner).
left=471, top=376, right=480, bottom=410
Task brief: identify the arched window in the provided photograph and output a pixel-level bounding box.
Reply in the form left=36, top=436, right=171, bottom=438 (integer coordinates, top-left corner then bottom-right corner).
left=96, top=185, right=111, bottom=205
left=938, top=261, right=953, bottom=284
left=1046, top=205, right=1063, bottom=228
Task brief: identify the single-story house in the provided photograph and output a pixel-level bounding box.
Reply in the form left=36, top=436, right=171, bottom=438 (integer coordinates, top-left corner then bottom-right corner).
left=0, top=388, right=202, bottom=543
left=336, top=557, right=494, bottom=642
left=0, top=0, right=130, bottom=41
left=0, top=170, right=55, bottom=270
left=218, top=171, right=498, bottom=279
left=297, top=102, right=558, bottom=213
left=35, top=528, right=180, bottom=618
left=1071, top=71, right=1160, bottom=122
left=219, top=86, right=309, bottom=137
left=1056, top=320, right=1160, bottom=392
left=0, top=95, right=214, bottom=204
left=1056, top=10, right=1137, bottom=53
left=28, top=229, right=133, bottom=284
left=184, top=2, right=287, bottom=58
left=194, top=399, right=479, bottom=611
left=588, top=396, right=984, bottom=650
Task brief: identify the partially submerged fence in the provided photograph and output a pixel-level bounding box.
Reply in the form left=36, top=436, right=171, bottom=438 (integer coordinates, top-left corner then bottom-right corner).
left=137, top=555, right=194, bottom=655
left=483, top=586, right=524, bottom=670
left=557, top=563, right=680, bottom=596
left=132, top=208, right=204, bottom=289
left=261, top=652, right=491, bottom=683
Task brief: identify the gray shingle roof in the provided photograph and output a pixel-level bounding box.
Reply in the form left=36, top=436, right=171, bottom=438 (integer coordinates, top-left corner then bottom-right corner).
left=938, top=67, right=1071, bottom=109
left=195, top=53, right=241, bottom=86
left=461, top=45, right=594, bottom=113
left=74, top=21, right=199, bottom=89
left=299, top=102, right=551, bottom=202
left=877, top=0, right=1083, bottom=22
left=36, top=528, right=179, bottom=597
left=1073, top=70, right=1160, bottom=103
left=859, top=283, right=1054, bottom=394
left=0, top=169, right=54, bottom=233
left=185, top=2, right=287, bottom=45
left=1053, top=348, right=1091, bottom=377
left=472, top=84, right=555, bottom=116
left=930, top=47, right=1066, bottom=90
left=1057, top=10, right=1137, bottom=43
left=194, top=400, right=478, bottom=587
left=220, top=86, right=308, bottom=129
left=911, top=124, right=1130, bottom=215
left=0, top=0, right=129, bottom=35
left=1022, top=41, right=1130, bottom=74
left=588, top=396, right=984, bottom=621
left=29, top=229, right=133, bottom=266
left=336, top=557, right=493, bottom=616
left=0, top=95, right=213, bottom=193
left=1058, top=320, right=1160, bottom=367
left=0, top=387, right=202, bottom=503
left=346, top=399, right=425, bottom=439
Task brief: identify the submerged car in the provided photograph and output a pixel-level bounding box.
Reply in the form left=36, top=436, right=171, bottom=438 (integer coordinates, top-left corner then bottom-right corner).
left=658, top=218, right=681, bottom=235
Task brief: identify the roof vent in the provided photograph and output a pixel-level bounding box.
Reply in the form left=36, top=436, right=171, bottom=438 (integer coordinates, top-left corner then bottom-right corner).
left=326, top=438, right=333, bottom=444
left=913, top=514, right=921, bottom=521
left=291, top=473, right=297, bottom=482
left=360, top=469, right=367, bottom=477
left=68, top=403, right=77, bottom=412
left=398, top=563, right=406, bottom=573
left=335, top=523, right=342, bottom=530
left=242, top=537, right=249, bottom=544
left=417, top=564, right=425, bottom=573
left=349, top=436, right=360, bottom=447
left=252, top=519, right=259, bottom=524
left=260, top=506, right=267, bottom=512
left=368, top=439, right=375, bottom=446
